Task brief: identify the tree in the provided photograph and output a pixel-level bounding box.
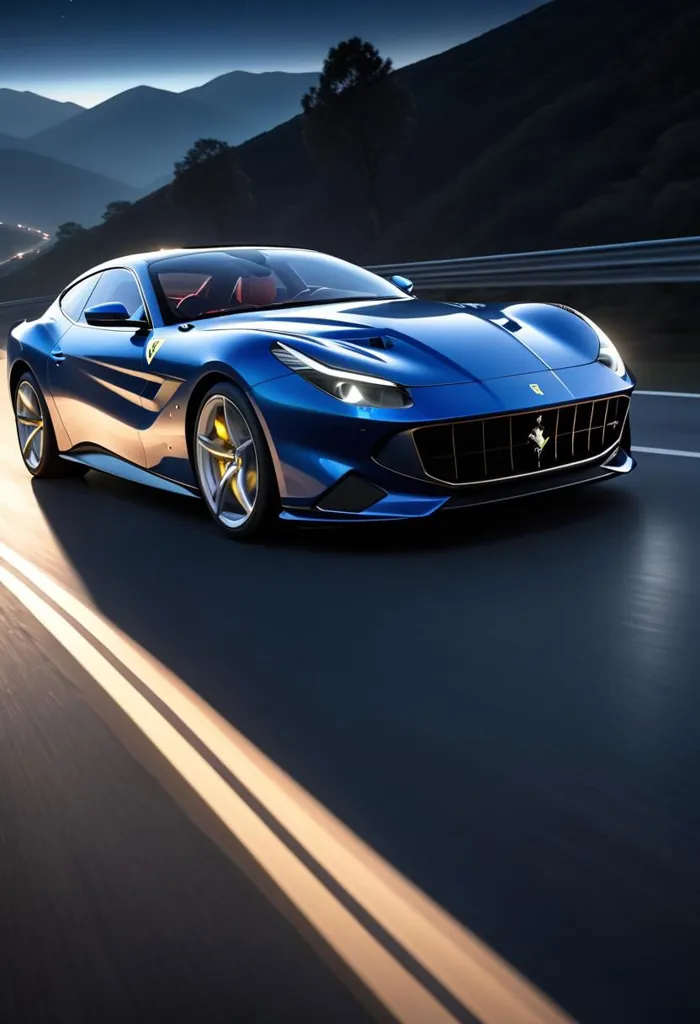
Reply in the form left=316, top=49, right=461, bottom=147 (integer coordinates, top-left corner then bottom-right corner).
left=170, top=138, right=255, bottom=242
left=301, top=37, right=416, bottom=243
left=102, top=200, right=132, bottom=222
left=55, top=221, right=84, bottom=243
left=174, top=138, right=231, bottom=175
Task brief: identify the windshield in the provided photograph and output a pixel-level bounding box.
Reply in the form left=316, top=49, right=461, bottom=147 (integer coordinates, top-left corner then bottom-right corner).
left=149, top=249, right=408, bottom=324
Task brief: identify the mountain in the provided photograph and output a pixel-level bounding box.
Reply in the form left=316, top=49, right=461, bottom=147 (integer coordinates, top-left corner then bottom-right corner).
left=0, top=149, right=137, bottom=232
left=22, top=86, right=230, bottom=187
left=20, top=74, right=318, bottom=190
left=3, top=0, right=699, bottom=301
left=0, top=89, right=83, bottom=137
left=0, top=131, right=20, bottom=148
left=183, top=70, right=318, bottom=143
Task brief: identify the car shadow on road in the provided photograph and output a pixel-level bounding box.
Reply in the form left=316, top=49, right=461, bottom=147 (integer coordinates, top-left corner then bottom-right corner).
left=28, top=465, right=643, bottom=868
left=28, top=467, right=641, bottom=725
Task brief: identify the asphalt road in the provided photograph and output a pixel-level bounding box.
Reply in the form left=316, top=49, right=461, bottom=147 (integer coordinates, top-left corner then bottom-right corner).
left=0, top=357, right=699, bottom=1022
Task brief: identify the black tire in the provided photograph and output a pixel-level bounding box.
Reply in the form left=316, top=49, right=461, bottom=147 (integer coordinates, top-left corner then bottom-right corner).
left=191, top=380, right=280, bottom=540
left=13, top=371, right=87, bottom=479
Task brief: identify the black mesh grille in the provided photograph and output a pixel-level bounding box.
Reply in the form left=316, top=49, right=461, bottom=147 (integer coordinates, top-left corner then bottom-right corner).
left=413, top=395, right=630, bottom=485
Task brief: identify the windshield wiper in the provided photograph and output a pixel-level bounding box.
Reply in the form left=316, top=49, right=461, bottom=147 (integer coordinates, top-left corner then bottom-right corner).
left=189, top=305, right=259, bottom=321
left=266, top=296, right=401, bottom=310
left=183, top=295, right=402, bottom=323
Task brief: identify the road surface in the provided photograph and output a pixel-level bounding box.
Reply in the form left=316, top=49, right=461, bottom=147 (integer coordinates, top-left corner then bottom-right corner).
left=0, top=351, right=699, bottom=1023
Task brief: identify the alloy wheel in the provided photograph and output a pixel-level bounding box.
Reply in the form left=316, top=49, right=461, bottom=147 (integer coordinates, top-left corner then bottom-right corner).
left=15, top=379, right=44, bottom=470
left=195, top=393, right=259, bottom=529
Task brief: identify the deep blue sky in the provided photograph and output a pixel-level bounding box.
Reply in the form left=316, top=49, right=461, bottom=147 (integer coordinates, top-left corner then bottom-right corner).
left=3, top=0, right=546, bottom=106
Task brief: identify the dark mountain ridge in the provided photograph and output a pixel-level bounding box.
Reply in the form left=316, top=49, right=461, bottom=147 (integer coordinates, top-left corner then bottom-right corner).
left=2, top=0, right=698, bottom=300
left=21, top=86, right=229, bottom=187
left=0, top=88, right=83, bottom=137
left=16, top=73, right=321, bottom=189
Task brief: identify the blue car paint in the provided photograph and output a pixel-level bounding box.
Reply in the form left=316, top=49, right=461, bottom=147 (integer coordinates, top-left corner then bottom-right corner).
left=245, top=362, right=633, bottom=506
left=6, top=247, right=636, bottom=524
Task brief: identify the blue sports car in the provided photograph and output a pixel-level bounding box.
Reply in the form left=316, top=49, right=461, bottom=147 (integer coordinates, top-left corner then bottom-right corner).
left=7, top=246, right=636, bottom=539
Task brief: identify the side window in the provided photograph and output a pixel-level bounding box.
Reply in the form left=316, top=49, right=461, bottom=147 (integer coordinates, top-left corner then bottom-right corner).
left=59, top=275, right=99, bottom=321
left=81, top=268, right=147, bottom=323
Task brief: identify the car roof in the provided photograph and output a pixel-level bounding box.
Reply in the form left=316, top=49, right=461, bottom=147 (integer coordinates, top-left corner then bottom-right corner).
left=87, top=245, right=322, bottom=273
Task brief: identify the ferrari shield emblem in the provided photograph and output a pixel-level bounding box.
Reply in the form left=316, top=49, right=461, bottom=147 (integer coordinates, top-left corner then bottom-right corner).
left=529, top=383, right=544, bottom=396
left=146, top=337, right=165, bottom=365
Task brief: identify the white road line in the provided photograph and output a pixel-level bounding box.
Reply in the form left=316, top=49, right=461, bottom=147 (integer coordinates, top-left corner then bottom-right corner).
left=632, top=446, right=700, bottom=459
left=0, top=540, right=574, bottom=1024
left=0, top=562, right=458, bottom=1024
left=635, top=390, right=700, bottom=398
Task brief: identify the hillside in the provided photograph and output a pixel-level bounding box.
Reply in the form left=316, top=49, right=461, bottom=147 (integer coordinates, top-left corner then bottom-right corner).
left=0, top=89, right=83, bottom=137
left=0, top=149, right=137, bottom=232
left=0, top=224, right=29, bottom=261
left=22, top=86, right=229, bottom=187
left=183, top=70, right=319, bottom=143
left=19, top=74, right=320, bottom=189
left=374, top=0, right=700, bottom=259
left=2, top=0, right=698, bottom=300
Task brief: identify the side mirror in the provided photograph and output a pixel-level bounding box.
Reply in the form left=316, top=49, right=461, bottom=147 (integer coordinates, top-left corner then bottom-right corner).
left=84, top=301, right=147, bottom=328
left=391, top=275, right=414, bottom=295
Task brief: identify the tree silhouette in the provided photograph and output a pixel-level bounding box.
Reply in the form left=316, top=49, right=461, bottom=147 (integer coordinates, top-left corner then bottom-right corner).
left=55, top=221, right=84, bottom=243
left=171, top=138, right=255, bottom=243
left=102, top=200, right=132, bottom=222
left=301, top=38, right=416, bottom=243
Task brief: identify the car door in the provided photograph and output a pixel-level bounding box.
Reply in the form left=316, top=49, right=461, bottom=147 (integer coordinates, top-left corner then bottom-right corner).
left=47, top=267, right=152, bottom=466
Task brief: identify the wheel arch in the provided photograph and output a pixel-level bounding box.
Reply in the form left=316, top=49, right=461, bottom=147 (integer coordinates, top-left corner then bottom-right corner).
left=184, top=371, right=238, bottom=468
left=9, top=357, right=65, bottom=444
left=9, top=358, right=33, bottom=399
left=184, top=369, right=285, bottom=499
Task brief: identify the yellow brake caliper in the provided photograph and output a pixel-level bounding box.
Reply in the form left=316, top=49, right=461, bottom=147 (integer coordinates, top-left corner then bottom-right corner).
left=214, top=414, right=256, bottom=499
left=213, top=416, right=230, bottom=482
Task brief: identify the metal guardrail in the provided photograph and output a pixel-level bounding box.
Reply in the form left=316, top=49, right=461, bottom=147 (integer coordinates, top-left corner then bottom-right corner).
left=368, top=235, right=700, bottom=288
left=0, top=295, right=54, bottom=311
left=2, top=236, right=700, bottom=315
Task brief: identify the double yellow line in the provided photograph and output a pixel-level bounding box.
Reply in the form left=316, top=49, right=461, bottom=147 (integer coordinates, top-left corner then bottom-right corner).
left=0, top=540, right=575, bottom=1024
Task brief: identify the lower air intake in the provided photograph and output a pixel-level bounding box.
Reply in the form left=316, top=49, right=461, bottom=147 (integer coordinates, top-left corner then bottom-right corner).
left=316, top=474, right=387, bottom=513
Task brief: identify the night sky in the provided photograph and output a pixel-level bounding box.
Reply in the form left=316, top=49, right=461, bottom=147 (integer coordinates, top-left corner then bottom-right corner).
left=2, top=0, right=546, bottom=106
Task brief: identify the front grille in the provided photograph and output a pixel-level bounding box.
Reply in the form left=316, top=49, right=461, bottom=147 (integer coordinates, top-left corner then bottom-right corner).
left=413, top=395, right=630, bottom=485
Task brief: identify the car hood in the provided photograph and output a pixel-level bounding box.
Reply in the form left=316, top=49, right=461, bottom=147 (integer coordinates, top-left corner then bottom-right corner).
left=197, top=298, right=602, bottom=386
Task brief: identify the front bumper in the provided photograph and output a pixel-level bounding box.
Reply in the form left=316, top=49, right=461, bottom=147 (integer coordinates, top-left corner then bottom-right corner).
left=249, top=361, right=636, bottom=524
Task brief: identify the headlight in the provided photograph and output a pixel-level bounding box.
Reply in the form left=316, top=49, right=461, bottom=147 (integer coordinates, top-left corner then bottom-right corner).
left=596, top=331, right=626, bottom=376
left=271, top=341, right=413, bottom=408
left=573, top=312, right=626, bottom=377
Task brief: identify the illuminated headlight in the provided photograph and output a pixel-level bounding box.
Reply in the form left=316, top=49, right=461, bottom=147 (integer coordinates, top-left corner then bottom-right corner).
left=271, top=341, right=413, bottom=408
left=573, top=311, right=626, bottom=377
left=596, top=330, right=626, bottom=376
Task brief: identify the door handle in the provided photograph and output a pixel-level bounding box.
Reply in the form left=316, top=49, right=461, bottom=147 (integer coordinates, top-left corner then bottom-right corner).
left=50, top=347, right=65, bottom=364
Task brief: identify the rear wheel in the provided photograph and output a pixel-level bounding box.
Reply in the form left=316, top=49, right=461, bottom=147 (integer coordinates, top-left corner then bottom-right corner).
left=192, top=381, right=279, bottom=540
left=13, top=371, right=86, bottom=479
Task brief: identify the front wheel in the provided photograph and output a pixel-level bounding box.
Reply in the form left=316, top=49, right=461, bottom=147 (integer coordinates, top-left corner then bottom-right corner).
left=192, top=381, right=279, bottom=540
